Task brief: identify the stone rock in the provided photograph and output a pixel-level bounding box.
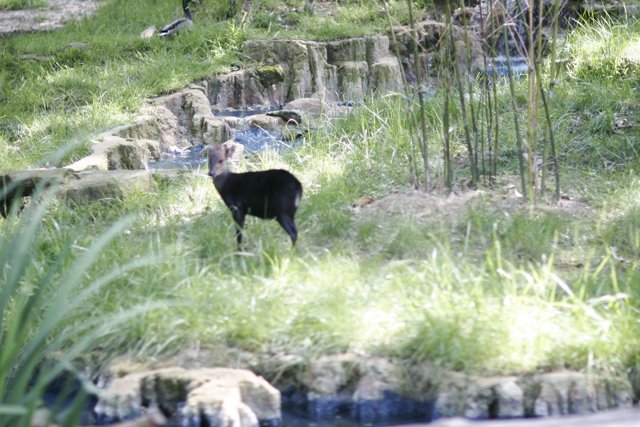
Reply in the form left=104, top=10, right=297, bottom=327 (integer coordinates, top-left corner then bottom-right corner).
left=0, top=168, right=74, bottom=217
left=143, top=88, right=231, bottom=152
left=218, top=115, right=244, bottom=131
left=246, top=114, right=286, bottom=131
left=494, top=378, right=525, bottom=418
left=111, top=116, right=161, bottom=142
left=366, top=36, right=393, bottom=65
left=305, top=354, right=358, bottom=396
left=1, top=167, right=194, bottom=216
left=95, top=367, right=281, bottom=426
left=94, top=372, right=147, bottom=422
left=183, top=89, right=230, bottom=146
left=432, top=371, right=634, bottom=421
left=66, top=41, right=90, bottom=50
left=301, top=354, right=427, bottom=423
left=242, top=36, right=403, bottom=104
left=461, top=377, right=524, bottom=419
left=392, top=20, right=447, bottom=56
left=529, top=371, right=633, bottom=417
left=352, top=358, right=403, bottom=401
left=349, top=358, right=424, bottom=422
left=107, top=139, right=160, bottom=170
left=433, top=372, right=471, bottom=419
left=306, top=42, right=338, bottom=101
left=327, top=38, right=368, bottom=63
left=206, top=69, right=275, bottom=112
left=337, top=61, right=369, bottom=101
left=180, top=384, right=258, bottom=427
left=63, top=170, right=157, bottom=203
left=371, top=57, right=405, bottom=95
left=257, top=65, right=285, bottom=87
left=283, top=98, right=330, bottom=115
left=265, top=110, right=303, bottom=126
left=242, top=39, right=314, bottom=102
left=140, top=26, right=156, bottom=39
left=66, top=135, right=159, bottom=172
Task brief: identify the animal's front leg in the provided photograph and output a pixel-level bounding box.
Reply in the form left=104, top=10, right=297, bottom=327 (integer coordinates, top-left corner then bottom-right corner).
left=230, top=205, right=246, bottom=248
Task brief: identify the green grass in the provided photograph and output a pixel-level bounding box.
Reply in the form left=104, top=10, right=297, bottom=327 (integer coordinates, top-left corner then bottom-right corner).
left=249, top=0, right=410, bottom=40
left=0, top=0, right=44, bottom=10
left=1, top=0, right=640, bottom=415
left=16, top=94, right=635, bottom=379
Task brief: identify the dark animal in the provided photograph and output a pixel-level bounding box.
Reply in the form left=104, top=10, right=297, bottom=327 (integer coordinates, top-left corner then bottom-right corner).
left=0, top=175, right=37, bottom=218
left=207, top=144, right=303, bottom=248
left=159, top=0, right=193, bottom=37
left=1, top=170, right=69, bottom=218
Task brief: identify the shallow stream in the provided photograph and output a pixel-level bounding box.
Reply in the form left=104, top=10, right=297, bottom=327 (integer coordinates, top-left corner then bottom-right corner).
left=147, top=110, right=300, bottom=170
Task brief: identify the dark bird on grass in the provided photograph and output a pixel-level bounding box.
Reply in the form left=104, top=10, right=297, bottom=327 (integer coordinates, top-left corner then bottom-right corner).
left=159, top=0, right=193, bottom=37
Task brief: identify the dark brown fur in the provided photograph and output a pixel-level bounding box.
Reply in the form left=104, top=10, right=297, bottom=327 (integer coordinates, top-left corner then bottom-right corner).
left=208, top=144, right=302, bottom=247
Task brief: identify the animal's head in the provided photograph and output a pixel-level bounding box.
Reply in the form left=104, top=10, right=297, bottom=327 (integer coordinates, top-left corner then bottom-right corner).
left=207, top=144, right=228, bottom=178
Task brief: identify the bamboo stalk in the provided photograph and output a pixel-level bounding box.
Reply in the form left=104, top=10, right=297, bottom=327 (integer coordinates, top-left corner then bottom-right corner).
left=478, top=0, right=491, bottom=184
left=443, top=40, right=453, bottom=190
left=446, top=0, right=478, bottom=186
left=458, top=0, right=481, bottom=183
left=526, top=0, right=539, bottom=200
left=407, top=0, right=431, bottom=189
left=488, top=0, right=500, bottom=181
left=503, top=21, right=527, bottom=200
left=541, top=0, right=562, bottom=192
left=535, top=61, right=560, bottom=202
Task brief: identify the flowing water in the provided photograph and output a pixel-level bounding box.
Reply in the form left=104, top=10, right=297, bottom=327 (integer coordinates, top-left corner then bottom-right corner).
left=147, top=110, right=300, bottom=170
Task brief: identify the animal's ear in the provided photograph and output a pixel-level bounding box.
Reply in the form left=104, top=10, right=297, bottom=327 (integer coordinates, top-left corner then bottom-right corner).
left=224, top=144, right=235, bottom=159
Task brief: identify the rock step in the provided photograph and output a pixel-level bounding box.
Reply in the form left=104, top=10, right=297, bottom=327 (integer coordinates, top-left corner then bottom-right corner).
left=94, top=367, right=280, bottom=427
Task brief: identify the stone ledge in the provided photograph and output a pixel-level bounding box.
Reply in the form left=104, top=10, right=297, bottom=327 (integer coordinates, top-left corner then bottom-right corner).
left=95, top=367, right=281, bottom=427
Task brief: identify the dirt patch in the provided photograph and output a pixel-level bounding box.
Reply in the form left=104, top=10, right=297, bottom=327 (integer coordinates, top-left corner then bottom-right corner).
left=353, top=182, right=595, bottom=226
left=353, top=189, right=488, bottom=225
left=0, top=0, right=104, bottom=35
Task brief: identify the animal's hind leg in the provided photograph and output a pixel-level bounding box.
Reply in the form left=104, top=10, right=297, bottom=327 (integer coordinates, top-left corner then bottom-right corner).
left=277, top=214, right=298, bottom=246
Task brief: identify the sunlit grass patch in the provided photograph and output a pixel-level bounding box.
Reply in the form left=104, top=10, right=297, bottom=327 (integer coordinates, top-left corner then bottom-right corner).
left=395, top=250, right=640, bottom=373
left=0, top=0, right=44, bottom=10
left=598, top=176, right=640, bottom=260
left=566, top=16, right=640, bottom=81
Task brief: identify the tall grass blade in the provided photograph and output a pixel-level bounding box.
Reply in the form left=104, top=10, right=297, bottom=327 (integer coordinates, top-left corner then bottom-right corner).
left=0, top=189, right=161, bottom=426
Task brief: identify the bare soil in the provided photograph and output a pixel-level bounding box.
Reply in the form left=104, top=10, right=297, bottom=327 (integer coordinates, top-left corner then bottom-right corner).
left=0, top=0, right=104, bottom=35
left=353, top=179, right=595, bottom=227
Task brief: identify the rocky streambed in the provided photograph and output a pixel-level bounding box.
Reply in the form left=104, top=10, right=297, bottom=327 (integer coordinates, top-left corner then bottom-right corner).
left=90, top=352, right=635, bottom=426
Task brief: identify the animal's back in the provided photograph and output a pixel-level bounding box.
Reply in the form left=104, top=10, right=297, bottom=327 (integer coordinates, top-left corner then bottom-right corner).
left=226, top=169, right=302, bottom=219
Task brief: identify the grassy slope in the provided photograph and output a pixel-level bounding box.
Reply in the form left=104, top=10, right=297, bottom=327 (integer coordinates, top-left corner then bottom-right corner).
left=1, top=0, right=640, bottom=379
